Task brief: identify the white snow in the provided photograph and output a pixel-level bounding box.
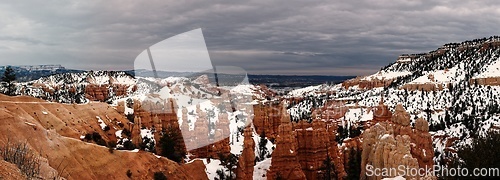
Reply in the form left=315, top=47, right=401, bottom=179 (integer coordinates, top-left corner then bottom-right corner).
left=362, top=71, right=412, bottom=81
left=196, top=158, right=224, bottom=180
left=476, top=57, right=500, bottom=78
left=344, top=108, right=373, bottom=123
left=96, top=116, right=107, bottom=130
left=127, top=149, right=139, bottom=153
left=253, top=158, right=272, bottom=180
left=115, top=130, right=123, bottom=139
left=229, top=85, right=257, bottom=96
left=288, top=84, right=322, bottom=97
left=124, top=105, right=134, bottom=116
left=409, top=63, right=465, bottom=85
left=24, top=122, right=36, bottom=126
left=252, top=131, right=275, bottom=159
left=140, top=128, right=154, bottom=140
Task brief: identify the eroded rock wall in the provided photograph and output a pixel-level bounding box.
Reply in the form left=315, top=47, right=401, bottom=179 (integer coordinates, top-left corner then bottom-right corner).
left=236, top=127, right=256, bottom=180
left=360, top=104, right=434, bottom=180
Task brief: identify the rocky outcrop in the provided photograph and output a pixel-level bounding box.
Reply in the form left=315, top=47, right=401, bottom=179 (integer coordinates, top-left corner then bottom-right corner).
left=470, top=77, right=500, bottom=86
left=361, top=104, right=434, bottom=180
left=372, top=97, right=392, bottom=123
left=253, top=102, right=288, bottom=139
left=236, top=126, right=255, bottom=180
left=294, top=120, right=330, bottom=179
left=400, top=83, right=446, bottom=92
left=342, top=77, right=393, bottom=90
left=361, top=125, right=420, bottom=180
left=391, top=104, right=412, bottom=136
left=411, top=118, right=434, bottom=169
left=267, top=101, right=351, bottom=180
left=267, top=120, right=305, bottom=180
left=85, top=84, right=131, bottom=102
left=128, top=98, right=192, bottom=159
left=182, top=104, right=231, bottom=158
left=0, top=94, right=208, bottom=180
left=0, top=160, right=27, bottom=180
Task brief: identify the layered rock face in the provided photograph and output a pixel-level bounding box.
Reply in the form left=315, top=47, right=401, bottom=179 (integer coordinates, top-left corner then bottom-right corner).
left=267, top=121, right=306, bottom=180
left=294, top=119, right=348, bottom=180
left=0, top=94, right=208, bottom=179
left=471, top=77, right=500, bottom=86
left=85, top=84, right=131, bottom=102
left=342, top=77, right=394, bottom=90
left=294, top=121, right=329, bottom=179
left=361, top=125, right=421, bottom=180
left=181, top=104, right=231, bottom=158
left=411, top=118, right=434, bottom=169
left=360, top=104, right=434, bottom=180
left=236, top=127, right=256, bottom=180
left=267, top=103, right=348, bottom=180
left=400, top=83, right=447, bottom=92
left=253, top=102, right=287, bottom=139
left=372, top=97, right=393, bottom=123
left=124, top=98, right=192, bottom=159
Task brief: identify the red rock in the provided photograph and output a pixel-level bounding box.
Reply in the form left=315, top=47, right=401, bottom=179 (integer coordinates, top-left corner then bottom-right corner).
left=267, top=120, right=305, bottom=180
left=236, top=126, right=255, bottom=180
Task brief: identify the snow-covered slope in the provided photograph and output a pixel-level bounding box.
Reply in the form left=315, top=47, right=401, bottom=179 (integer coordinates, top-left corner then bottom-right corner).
left=286, top=36, right=500, bottom=168
left=0, top=71, right=136, bottom=103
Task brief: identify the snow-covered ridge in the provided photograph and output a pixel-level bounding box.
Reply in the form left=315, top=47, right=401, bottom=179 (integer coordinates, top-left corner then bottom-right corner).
left=32, top=70, right=136, bottom=87
left=361, top=71, right=412, bottom=81
left=0, top=71, right=137, bottom=103
left=284, top=36, right=500, bottom=168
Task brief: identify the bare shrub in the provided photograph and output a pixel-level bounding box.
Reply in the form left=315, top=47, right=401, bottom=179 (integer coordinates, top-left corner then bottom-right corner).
left=0, top=139, right=41, bottom=178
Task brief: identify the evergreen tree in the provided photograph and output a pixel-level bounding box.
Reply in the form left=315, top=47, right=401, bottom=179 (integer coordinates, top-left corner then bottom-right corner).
left=158, top=126, right=186, bottom=163
left=258, top=132, right=269, bottom=161
left=218, top=153, right=238, bottom=180
left=444, top=111, right=451, bottom=126
left=346, top=148, right=361, bottom=180
left=449, top=131, right=500, bottom=179
left=215, top=169, right=228, bottom=180
left=1, top=66, right=16, bottom=95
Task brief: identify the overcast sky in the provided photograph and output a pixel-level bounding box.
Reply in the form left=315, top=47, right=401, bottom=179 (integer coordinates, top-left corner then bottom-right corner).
left=1, top=0, right=499, bottom=75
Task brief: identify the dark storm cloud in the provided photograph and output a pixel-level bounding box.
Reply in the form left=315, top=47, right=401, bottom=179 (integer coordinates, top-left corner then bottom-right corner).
left=0, top=0, right=499, bottom=75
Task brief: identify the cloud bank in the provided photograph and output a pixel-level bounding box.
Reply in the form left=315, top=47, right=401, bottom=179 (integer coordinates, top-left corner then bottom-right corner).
left=0, top=0, right=499, bottom=75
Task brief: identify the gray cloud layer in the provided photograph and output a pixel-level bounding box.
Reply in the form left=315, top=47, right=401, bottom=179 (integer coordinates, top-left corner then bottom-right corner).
left=1, top=0, right=499, bottom=75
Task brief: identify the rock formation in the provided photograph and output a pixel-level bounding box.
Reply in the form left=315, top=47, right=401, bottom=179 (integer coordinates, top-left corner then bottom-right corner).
left=400, top=83, right=446, bottom=92
left=131, top=98, right=186, bottom=155
left=262, top=100, right=352, bottom=180
left=411, top=118, right=434, bottom=169
left=267, top=119, right=305, bottom=180
left=293, top=120, right=331, bottom=179
left=361, top=125, right=421, bottom=180
left=342, top=77, right=394, bottom=90
left=360, top=103, right=434, bottom=180
left=0, top=94, right=208, bottom=179
left=185, top=105, right=231, bottom=158
left=470, top=77, right=500, bottom=86
left=236, top=126, right=255, bottom=180
left=253, top=102, right=289, bottom=139
left=85, top=84, right=131, bottom=102
left=372, top=97, right=393, bottom=123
